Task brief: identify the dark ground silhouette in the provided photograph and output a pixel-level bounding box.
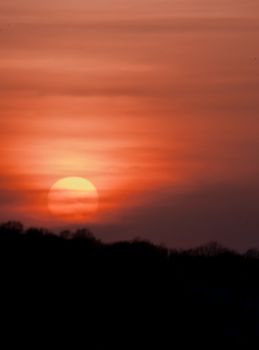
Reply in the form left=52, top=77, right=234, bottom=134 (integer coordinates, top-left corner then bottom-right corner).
left=0, top=221, right=259, bottom=348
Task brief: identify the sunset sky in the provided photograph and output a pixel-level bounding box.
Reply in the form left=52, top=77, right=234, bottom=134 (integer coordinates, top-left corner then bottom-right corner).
left=0, top=1, right=258, bottom=250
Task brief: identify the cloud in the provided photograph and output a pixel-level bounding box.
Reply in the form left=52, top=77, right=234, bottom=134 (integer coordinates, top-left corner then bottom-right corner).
left=0, top=4, right=258, bottom=251
left=93, top=182, right=259, bottom=251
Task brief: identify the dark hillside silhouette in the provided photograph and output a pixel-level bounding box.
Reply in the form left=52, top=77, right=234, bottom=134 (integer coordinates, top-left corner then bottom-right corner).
left=0, top=221, right=259, bottom=347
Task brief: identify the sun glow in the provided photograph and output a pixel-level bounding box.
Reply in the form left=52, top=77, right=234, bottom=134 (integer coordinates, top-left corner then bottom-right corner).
left=48, top=177, right=99, bottom=222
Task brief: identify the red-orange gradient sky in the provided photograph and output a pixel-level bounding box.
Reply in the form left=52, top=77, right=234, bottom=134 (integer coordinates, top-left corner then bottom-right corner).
left=0, top=1, right=259, bottom=250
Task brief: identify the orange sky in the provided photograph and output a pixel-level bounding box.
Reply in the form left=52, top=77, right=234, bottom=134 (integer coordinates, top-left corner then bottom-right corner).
left=0, top=1, right=259, bottom=250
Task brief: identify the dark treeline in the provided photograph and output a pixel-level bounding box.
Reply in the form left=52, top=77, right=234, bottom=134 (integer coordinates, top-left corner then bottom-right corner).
left=1, top=221, right=259, bottom=347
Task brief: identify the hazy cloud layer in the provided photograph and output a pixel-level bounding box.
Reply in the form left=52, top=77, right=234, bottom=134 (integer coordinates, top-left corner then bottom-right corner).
left=94, top=182, right=259, bottom=251
left=0, top=1, right=258, bottom=249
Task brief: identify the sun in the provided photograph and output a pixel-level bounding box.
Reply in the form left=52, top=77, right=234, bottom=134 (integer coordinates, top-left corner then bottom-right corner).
left=48, top=177, right=99, bottom=222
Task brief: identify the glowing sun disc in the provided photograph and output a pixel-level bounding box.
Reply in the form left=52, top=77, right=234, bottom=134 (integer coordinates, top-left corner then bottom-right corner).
left=48, top=177, right=98, bottom=221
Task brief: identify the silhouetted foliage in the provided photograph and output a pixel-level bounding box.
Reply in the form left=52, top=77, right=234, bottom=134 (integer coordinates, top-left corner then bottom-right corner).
left=26, top=227, right=47, bottom=239
left=73, top=227, right=99, bottom=243
left=0, top=221, right=23, bottom=239
left=188, top=241, right=235, bottom=257
left=59, top=229, right=72, bottom=240
left=245, top=248, right=259, bottom=259
left=0, top=221, right=259, bottom=347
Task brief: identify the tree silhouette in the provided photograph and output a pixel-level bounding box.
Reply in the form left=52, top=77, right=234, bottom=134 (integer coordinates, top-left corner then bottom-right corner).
left=73, top=228, right=100, bottom=246
left=0, top=220, right=258, bottom=346
left=188, top=241, right=234, bottom=257
left=0, top=221, right=24, bottom=239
